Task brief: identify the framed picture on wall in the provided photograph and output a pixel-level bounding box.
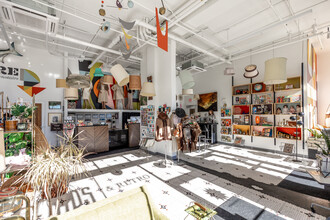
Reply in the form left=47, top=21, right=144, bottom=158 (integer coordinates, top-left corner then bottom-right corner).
left=48, top=113, right=62, bottom=126
left=48, top=101, right=61, bottom=110
left=198, top=92, right=218, bottom=112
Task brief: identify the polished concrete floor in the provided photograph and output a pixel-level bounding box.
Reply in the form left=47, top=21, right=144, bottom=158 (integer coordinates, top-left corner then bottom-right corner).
left=36, top=144, right=329, bottom=220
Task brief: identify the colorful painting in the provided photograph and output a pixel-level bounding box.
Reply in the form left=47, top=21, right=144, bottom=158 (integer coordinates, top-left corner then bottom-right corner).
left=307, top=40, right=317, bottom=129
left=198, top=92, right=218, bottom=112
left=17, top=69, right=45, bottom=97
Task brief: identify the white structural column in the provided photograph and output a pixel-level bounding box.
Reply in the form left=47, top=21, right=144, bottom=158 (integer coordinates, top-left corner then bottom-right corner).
left=141, top=40, right=177, bottom=157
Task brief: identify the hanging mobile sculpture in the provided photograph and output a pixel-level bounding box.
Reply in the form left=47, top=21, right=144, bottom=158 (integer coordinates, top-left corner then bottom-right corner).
left=155, top=7, right=168, bottom=52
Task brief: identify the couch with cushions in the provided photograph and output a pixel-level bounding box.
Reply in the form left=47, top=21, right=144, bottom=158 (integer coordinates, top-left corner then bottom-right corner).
left=49, top=186, right=169, bottom=220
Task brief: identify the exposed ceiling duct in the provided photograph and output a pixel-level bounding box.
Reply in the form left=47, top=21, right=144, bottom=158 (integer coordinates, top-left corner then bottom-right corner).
left=0, top=0, right=59, bottom=36
left=181, top=60, right=206, bottom=75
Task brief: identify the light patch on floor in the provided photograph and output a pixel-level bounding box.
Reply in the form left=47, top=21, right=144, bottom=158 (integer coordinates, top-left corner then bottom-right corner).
left=180, top=177, right=236, bottom=206
left=185, top=150, right=211, bottom=157
left=139, top=160, right=191, bottom=181
left=122, top=153, right=150, bottom=161
left=205, top=155, right=253, bottom=169
left=260, top=163, right=293, bottom=174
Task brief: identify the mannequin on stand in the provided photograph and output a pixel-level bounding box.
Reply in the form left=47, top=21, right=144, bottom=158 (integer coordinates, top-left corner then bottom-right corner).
left=156, top=111, right=172, bottom=167
left=126, top=90, right=133, bottom=110
left=112, top=83, right=124, bottom=109
left=97, top=77, right=109, bottom=109
left=83, top=81, right=93, bottom=109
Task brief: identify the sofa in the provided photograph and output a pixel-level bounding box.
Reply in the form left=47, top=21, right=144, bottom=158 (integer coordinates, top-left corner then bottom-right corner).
left=49, top=186, right=169, bottom=220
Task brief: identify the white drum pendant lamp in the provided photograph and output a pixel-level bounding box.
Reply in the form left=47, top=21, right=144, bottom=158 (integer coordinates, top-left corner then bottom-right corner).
left=140, top=82, right=156, bottom=97
left=224, top=67, right=235, bottom=75
left=264, top=57, right=287, bottom=85
left=110, top=64, right=129, bottom=86
left=179, top=70, right=195, bottom=89
left=182, top=89, right=194, bottom=95
left=64, top=88, right=78, bottom=100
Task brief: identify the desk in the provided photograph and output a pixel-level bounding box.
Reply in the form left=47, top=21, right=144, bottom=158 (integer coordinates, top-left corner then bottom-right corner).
left=307, top=169, right=330, bottom=213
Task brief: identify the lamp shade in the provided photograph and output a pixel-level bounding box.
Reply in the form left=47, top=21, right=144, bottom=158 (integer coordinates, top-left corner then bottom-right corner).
left=56, top=79, right=68, bottom=88
left=129, top=75, right=141, bottom=90
left=264, top=57, right=287, bottom=85
left=244, top=64, right=259, bottom=78
left=182, top=89, right=194, bottom=95
left=110, top=64, right=129, bottom=86
left=179, top=70, right=195, bottom=89
left=103, top=75, right=114, bottom=84
left=224, top=67, right=235, bottom=75
left=193, top=94, right=200, bottom=100
left=94, top=68, right=104, bottom=77
left=140, top=82, right=156, bottom=97
left=64, top=88, right=78, bottom=100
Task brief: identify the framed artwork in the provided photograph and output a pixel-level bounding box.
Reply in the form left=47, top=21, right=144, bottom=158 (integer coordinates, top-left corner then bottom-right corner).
left=198, top=92, right=218, bottom=112
left=140, top=96, right=148, bottom=106
left=283, top=143, right=294, bottom=153
left=48, top=101, right=61, bottom=110
left=48, top=113, right=62, bottom=126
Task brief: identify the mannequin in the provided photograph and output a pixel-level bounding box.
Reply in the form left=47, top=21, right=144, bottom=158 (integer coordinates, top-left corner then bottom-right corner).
left=112, top=83, right=125, bottom=109
left=126, top=90, right=133, bottom=110
left=97, top=77, right=109, bottom=109
left=83, top=81, right=93, bottom=109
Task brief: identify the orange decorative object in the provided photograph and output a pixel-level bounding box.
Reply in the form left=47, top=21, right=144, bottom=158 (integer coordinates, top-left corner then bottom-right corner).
left=255, top=116, right=260, bottom=124
left=155, top=7, right=168, bottom=52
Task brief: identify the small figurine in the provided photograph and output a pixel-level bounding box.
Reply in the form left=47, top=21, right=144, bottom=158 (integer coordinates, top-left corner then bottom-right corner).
left=296, top=104, right=301, bottom=113
left=276, top=107, right=282, bottom=114
left=289, top=106, right=296, bottom=114
left=282, top=105, right=289, bottom=114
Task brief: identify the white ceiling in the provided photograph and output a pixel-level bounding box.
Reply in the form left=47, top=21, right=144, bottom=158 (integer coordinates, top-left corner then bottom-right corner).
left=1, top=0, right=330, bottom=69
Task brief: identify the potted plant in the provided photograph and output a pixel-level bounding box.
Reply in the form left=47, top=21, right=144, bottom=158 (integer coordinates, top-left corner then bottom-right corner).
left=307, top=128, right=323, bottom=159
left=11, top=104, right=36, bottom=130
left=310, top=128, right=330, bottom=176
left=17, top=132, right=89, bottom=218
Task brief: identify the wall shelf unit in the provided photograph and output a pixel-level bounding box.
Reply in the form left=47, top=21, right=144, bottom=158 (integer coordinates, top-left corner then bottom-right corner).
left=228, top=77, right=303, bottom=145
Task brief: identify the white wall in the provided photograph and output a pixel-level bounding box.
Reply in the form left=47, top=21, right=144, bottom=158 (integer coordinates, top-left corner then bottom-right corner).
left=193, top=41, right=309, bottom=155
left=0, top=45, right=64, bottom=146
left=317, top=51, right=330, bottom=126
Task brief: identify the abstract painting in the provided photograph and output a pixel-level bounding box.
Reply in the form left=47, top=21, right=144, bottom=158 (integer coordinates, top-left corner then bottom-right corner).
left=17, top=69, right=45, bottom=97
left=198, top=92, right=218, bottom=112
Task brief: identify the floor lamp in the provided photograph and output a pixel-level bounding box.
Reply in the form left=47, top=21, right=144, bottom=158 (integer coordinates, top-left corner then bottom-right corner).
left=290, top=112, right=304, bottom=162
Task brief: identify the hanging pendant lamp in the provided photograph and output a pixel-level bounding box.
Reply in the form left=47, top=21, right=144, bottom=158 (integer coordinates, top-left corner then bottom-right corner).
left=179, top=70, right=195, bottom=89
left=244, top=64, right=259, bottom=78
left=64, top=88, right=78, bottom=100
left=182, top=89, right=194, bottom=95
left=110, top=64, right=129, bottom=86
left=224, top=67, right=235, bottom=75
left=129, top=75, right=142, bottom=90
left=56, top=79, right=68, bottom=88
left=103, top=75, right=114, bottom=84
left=140, top=82, right=156, bottom=97
left=94, top=68, right=104, bottom=77
left=264, top=57, right=287, bottom=85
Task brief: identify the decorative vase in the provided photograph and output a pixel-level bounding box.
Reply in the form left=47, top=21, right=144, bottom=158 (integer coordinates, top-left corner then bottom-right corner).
left=316, top=154, right=330, bottom=176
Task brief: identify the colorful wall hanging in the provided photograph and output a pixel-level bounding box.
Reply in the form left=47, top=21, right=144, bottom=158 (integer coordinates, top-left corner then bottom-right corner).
left=17, top=69, right=45, bottom=97
left=198, top=92, right=218, bottom=112
left=155, top=7, right=168, bottom=52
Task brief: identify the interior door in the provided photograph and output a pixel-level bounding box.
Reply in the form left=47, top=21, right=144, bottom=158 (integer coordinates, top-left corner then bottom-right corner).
left=35, top=103, right=42, bottom=128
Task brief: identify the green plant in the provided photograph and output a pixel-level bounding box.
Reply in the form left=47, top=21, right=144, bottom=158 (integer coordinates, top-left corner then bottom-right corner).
left=307, top=128, right=323, bottom=139
left=17, top=132, right=89, bottom=217
left=11, top=104, right=36, bottom=121
left=4, top=132, right=31, bottom=157
left=313, top=129, right=330, bottom=156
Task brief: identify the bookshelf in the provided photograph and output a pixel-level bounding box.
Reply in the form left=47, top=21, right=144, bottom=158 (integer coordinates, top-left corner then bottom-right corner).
left=229, top=77, right=303, bottom=143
